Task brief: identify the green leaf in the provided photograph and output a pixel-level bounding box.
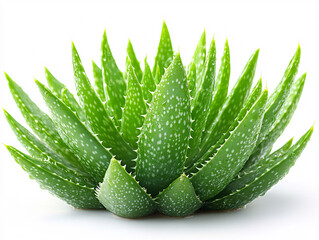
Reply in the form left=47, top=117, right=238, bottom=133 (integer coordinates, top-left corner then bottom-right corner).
left=92, top=60, right=106, bottom=102
left=5, top=73, right=83, bottom=172
left=194, top=49, right=259, bottom=162
left=152, top=21, right=174, bottom=79
left=187, top=79, right=263, bottom=173
left=186, top=39, right=216, bottom=165
left=257, top=45, right=301, bottom=145
left=187, top=62, right=196, bottom=99
left=92, top=61, right=114, bottom=119
left=101, top=31, right=126, bottom=123
left=121, top=60, right=147, bottom=149
left=45, top=68, right=86, bottom=122
left=154, top=63, right=162, bottom=84
left=126, top=40, right=143, bottom=83
left=6, top=145, right=102, bottom=209
left=36, top=80, right=112, bottom=183
left=189, top=30, right=206, bottom=95
left=246, top=72, right=306, bottom=167
left=205, top=39, right=231, bottom=131
left=72, top=43, right=137, bottom=171
left=205, top=126, right=313, bottom=210
left=239, top=138, right=293, bottom=177
left=97, top=158, right=156, bottom=218
left=190, top=89, right=267, bottom=201
left=141, top=57, right=156, bottom=104
left=136, top=53, right=191, bottom=196
left=156, top=174, right=202, bottom=216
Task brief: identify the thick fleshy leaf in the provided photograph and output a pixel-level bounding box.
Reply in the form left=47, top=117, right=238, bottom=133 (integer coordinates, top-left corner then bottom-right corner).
left=97, top=158, right=156, bottom=218
left=92, top=60, right=106, bottom=102
left=45, top=68, right=86, bottom=122
left=194, top=49, right=259, bottom=162
left=141, top=57, right=156, bottom=104
left=72, top=43, right=136, bottom=171
left=186, top=39, right=216, bottom=165
left=101, top=31, right=126, bottom=123
left=126, top=40, right=143, bottom=83
left=136, top=53, right=191, bottom=196
left=239, top=138, right=293, bottom=177
left=190, top=89, right=267, bottom=201
left=246, top=72, right=306, bottom=167
left=187, top=79, right=263, bottom=173
left=257, top=46, right=301, bottom=144
left=188, top=30, right=206, bottom=95
left=205, top=39, right=231, bottom=131
left=152, top=21, right=173, bottom=80
left=92, top=61, right=114, bottom=118
left=36, top=80, right=112, bottom=183
left=6, top=146, right=102, bottom=209
left=156, top=174, right=202, bottom=217
left=205, top=127, right=313, bottom=210
left=187, top=62, right=196, bottom=99
left=4, top=110, right=95, bottom=184
left=121, top=61, right=147, bottom=149
left=5, top=73, right=83, bottom=171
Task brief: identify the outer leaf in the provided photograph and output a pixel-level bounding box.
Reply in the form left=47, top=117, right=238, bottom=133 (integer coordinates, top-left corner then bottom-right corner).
left=190, top=90, right=267, bottom=201
left=239, top=138, right=293, bottom=177
left=72, top=44, right=137, bottom=171
left=258, top=46, right=301, bottom=142
left=126, top=40, right=143, bottom=83
left=205, top=39, right=231, bottom=131
left=6, top=146, right=102, bottom=209
left=92, top=60, right=106, bottom=102
left=101, top=31, right=126, bottom=123
left=156, top=174, right=202, bottom=217
left=205, top=127, right=313, bottom=210
left=141, top=57, right=156, bottom=104
left=188, top=30, right=206, bottom=95
left=4, top=110, right=96, bottom=184
left=121, top=61, right=147, bottom=149
left=194, top=49, right=259, bottom=161
left=36, top=80, right=112, bottom=183
left=152, top=21, right=173, bottom=80
left=97, top=158, right=156, bottom=218
left=246, top=72, right=306, bottom=167
left=187, top=79, right=263, bottom=173
left=136, top=53, right=191, bottom=196
left=186, top=39, right=216, bottom=164
left=5, top=73, right=83, bottom=172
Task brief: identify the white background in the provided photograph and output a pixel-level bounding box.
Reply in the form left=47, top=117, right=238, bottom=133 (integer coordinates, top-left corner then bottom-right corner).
left=0, top=0, right=318, bottom=239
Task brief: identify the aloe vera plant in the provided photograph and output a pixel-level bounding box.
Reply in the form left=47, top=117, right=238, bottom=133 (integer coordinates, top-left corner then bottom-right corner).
left=3, top=22, right=313, bottom=218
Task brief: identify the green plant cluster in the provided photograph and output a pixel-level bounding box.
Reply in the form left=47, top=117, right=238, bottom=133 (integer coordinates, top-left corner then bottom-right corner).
left=3, top=22, right=312, bottom=218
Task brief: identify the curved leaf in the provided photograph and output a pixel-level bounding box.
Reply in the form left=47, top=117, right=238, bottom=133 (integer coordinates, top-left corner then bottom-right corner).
left=194, top=49, right=259, bottom=162
left=190, top=90, right=267, bottom=201
left=72, top=44, right=137, bottom=171
left=205, top=126, right=313, bottom=210
left=36, top=80, right=112, bottom=183
left=186, top=39, right=216, bottom=165
left=6, top=146, right=102, bottom=209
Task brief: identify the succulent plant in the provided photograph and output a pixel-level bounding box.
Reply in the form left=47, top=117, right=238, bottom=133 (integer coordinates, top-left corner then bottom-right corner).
left=3, top=22, right=313, bottom=218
